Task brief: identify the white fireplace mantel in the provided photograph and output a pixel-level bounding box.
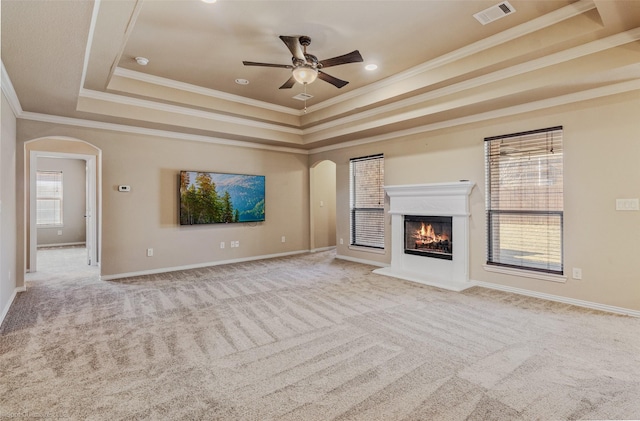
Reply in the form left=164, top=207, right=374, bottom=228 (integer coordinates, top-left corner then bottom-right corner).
left=374, top=181, right=475, bottom=292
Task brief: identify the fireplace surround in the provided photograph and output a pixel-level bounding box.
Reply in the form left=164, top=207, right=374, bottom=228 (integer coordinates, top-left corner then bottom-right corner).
left=374, top=181, right=475, bottom=291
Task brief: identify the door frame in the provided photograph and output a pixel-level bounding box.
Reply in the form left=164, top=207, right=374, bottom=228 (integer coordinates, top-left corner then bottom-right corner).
left=29, top=151, right=99, bottom=271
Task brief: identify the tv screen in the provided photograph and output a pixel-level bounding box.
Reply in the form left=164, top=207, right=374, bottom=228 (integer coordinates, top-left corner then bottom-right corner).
left=179, top=171, right=265, bottom=225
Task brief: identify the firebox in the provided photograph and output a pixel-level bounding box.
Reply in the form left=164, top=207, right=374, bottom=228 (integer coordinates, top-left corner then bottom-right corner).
left=404, top=215, right=453, bottom=260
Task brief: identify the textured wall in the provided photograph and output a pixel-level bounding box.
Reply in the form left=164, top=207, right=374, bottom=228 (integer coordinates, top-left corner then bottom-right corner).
left=17, top=122, right=310, bottom=279
left=1, top=93, right=18, bottom=317
left=310, top=91, right=640, bottom=311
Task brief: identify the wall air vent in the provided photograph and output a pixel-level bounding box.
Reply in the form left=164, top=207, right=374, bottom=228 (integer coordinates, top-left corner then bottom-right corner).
left=293, top=93, right=314, bottom=101
left=473, top=1, right=515, bottom=25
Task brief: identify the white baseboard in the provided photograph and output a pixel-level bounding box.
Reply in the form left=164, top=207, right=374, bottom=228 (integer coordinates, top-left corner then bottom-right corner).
left=0, top=286, right=27, bottom=327
left=473, top=280, right=640, bottom=318
left=335, top=254, right=387, bottom=268
left=37, top=242, right=86, bottom=248
left=310, top=246, right=336, bottom=253
left=101, top=249, right=310, bottom=281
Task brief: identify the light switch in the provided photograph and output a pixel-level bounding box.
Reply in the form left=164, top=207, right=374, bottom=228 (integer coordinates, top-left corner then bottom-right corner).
left=616, top=199, right=639, bottom=211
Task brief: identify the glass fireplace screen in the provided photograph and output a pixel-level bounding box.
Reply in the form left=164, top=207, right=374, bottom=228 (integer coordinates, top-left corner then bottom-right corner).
left=404, top=215, right=453, bottom=260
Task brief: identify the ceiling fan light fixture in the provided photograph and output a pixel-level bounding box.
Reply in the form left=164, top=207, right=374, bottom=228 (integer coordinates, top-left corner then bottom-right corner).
left=292, top=66, right=318, bottom=85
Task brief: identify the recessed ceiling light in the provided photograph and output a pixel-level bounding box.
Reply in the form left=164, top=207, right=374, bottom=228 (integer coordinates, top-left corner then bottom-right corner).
left=365, top=64, right=378, bottom=71
left=235, top=78, right=249, bottom=85
left=201, top=0, right=217, bottom=3
left=135, top=57, right=149, bottom=66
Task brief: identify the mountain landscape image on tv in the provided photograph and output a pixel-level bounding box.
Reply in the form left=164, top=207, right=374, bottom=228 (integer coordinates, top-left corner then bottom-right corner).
left=179, top=171, right=265, bottom=225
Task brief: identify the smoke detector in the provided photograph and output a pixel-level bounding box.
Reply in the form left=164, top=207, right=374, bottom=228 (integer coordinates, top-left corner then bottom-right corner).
left=473, top=1, right=515, bottom=25
left=135, top=56, right=149, bottom=66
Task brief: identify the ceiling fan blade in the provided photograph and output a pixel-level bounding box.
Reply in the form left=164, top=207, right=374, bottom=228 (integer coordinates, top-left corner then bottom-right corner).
left=243, top=61, right=292, bottom=69
left=279, top=36, right=306, bottom=62
left=319, top=50, right=363, bottom=68
left=279, top=76, right=296, bottom=89
left=318, top=71, right=349, bottom=88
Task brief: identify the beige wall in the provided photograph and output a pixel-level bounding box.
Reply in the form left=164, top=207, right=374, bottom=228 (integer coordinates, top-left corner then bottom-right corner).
left=311, top=91, right=640, bottom=311
left=11, top=91, right=640, bottom=312
left=37, top=157, right=86, bottom=246
left=1, top=92, right=18, bottom=318
left=17, top=121, right=310, bottom=279
left=310, top=160, right=336, bottom=250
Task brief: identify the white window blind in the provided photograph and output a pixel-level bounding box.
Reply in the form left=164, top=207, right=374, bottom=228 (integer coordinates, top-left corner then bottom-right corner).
left=350, top=154, right=385, bottom=249
left=485, top=126, right=563, bottom=274
left=37, top=170, right=63, bottom=226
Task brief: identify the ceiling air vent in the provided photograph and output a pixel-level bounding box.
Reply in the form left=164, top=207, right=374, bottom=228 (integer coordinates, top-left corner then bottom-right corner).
left=473, top=1, right=515, bottom=25
left=293, top=93, right=314, bottom=101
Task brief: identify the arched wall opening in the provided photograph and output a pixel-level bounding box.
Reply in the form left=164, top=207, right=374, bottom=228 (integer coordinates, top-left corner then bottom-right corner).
left=309, top=159, right=337, bottom=252
left=24, top=137, right=102, bottom=274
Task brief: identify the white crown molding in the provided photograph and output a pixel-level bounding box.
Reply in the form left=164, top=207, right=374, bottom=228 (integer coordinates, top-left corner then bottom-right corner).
left=13, top=77, right=639, bottom=157
left=305, top=0, right=597, bottom=114
left=17, top=79, right=638, bottom=158
left=308, top=78, right=640, bottom=154
left=113, top=67, right=300, bottom=116
left=108, top=0, right=596, bottom=119
left=19, top=111, right=309, bottom=155
left=303, top=27, right=640, bottom=139
left=79, top=0, right=101, bottom=92
left=82, top=26, right=640, bottom=148
left=473, top=280, right=640, bottom=317
left=79, top=89, right=303, bottom=135
left=1, top=60, right=23, bottom=116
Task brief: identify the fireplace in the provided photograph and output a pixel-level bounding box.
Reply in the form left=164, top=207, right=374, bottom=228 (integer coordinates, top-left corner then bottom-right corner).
left=404, top=215, right=452, bottom=260
left=373, top=181, right=475, bottom=292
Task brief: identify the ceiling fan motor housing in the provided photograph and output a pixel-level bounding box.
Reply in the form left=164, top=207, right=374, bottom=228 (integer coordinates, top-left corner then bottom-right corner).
left=242, top=34, right=362, bottom=89
left=299, top=35, right=312, bottom=47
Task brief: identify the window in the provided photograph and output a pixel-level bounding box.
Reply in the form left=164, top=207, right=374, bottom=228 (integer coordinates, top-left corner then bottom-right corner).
left=485, top=126, right=563, bottom=274
left=350, top=154, right=385, bottom=249
left=37, top=171, right=63, bottom=226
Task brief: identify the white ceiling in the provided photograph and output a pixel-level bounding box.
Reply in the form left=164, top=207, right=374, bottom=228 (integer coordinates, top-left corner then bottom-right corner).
left=2, top=0, right=640, bottom=151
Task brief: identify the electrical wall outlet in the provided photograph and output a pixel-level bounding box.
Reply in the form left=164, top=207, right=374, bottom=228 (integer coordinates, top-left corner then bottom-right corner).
left=281, top=236, right=286, bottom=243
left=57, top=230, right=62, bottom=235
left=220, top=242, right=225, bottom=249
left=236, top=241, right=240, bottom=247
left=340, top=238, right=344, bottom=245
left=147, top=248, right=153, bottom=257
left=572, top=267, right=582, bottom=280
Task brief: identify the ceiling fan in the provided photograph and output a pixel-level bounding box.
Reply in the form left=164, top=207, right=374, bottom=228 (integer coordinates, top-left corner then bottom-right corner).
left=242, top=35, right=363, bottom=89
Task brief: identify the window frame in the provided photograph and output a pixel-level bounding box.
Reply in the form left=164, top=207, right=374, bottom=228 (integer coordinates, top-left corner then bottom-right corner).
left=484, top=126, right=564, bottom=276
left=349, top=154, right=385, bottom=250
left=36, top=170, right=64, bottom=227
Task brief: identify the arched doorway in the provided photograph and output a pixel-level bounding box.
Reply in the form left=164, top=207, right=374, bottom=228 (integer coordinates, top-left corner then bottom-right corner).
left=25, top=137, right=101, bottom=273
left=309, top=160, right=337, bottom=251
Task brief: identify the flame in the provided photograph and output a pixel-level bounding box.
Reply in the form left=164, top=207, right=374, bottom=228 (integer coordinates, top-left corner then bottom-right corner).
left=413, top=223, right=449, bottom=244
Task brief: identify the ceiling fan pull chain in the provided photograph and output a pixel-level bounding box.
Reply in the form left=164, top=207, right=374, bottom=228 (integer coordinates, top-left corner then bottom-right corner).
left=304, top=84, right=308, bottom=113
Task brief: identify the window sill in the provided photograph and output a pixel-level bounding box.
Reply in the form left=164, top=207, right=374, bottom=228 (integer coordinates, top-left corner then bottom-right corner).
left=349, top=245, right=386, bottom=255
left=37, top=224, right=64, bottom=229
left=483, top=264, right=566, bottom=283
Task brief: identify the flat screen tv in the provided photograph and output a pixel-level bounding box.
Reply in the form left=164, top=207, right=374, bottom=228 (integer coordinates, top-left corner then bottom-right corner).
left=179, top=171, right=265, bottom=225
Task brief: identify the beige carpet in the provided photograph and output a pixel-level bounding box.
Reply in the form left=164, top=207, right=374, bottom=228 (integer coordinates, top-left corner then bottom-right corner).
left=1, top=247, right=639, bottom=420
